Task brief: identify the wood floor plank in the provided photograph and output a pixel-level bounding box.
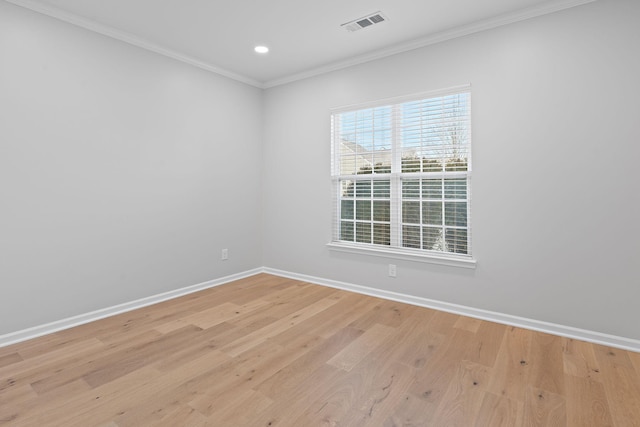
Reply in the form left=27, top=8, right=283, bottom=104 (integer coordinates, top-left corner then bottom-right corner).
left=245, top=364, right=345, bottom=427
left=1, top=273, right=639, bottom=427
left=0, top=383, right=38, bottom=422
left=83, top=325, right=204, bottom=388
left=564, top=374, right=614, bottom=427
left=69, top=350, right=230, bottom=427
left=107, top=355, right=234, bottom=426
left=629, top=350, right=640, bottom=379
left=472, top=321, right=507, bottom=367
left=151, top=406, right=208, bottom=427
left=0, top=352, right=23, bottom=369
left=30, top=330, right=162, bottom=395
left=429, top=360, right=491, bottom=426
left=486, top=326, right=532, bottom=402
left=348, top=299, right=420, bottom=330
left=186, top=338, right=317, bottom=416
left=330, top=362, right=415, bottom=427
left=424, top=309, right=460, bottom=335
left=594, top=345, right=640, bottom=427
left=221, top=293, right=343, bottom=357
left=453, top=315, right=482, bottom=333
left=392, top=312, right=443, bottom=370
left=254, top=326, right=362, bottom=400
left=382, top=392, right=436, bottom=427
left=0, top=378, right=91, bottom=425
left=527, top=331, right=565, bottom=395
left=522, top=386, right=566, bottom=427
left=18, top=364, right=162, bottom=427
left=407, top=328, right=481, bottom=415
left=11, top=333, right=92, bottom=361
left=0, top=337, right=105, bottom=394
left=268, top=291, right=379, bottom=343
left=562, top=337, right=602, bottom=381
left=473, top=392, right=523, bottom=427
left=204, top=389, right=273, bottom=426
left=326, top=323, right=396, bottom=371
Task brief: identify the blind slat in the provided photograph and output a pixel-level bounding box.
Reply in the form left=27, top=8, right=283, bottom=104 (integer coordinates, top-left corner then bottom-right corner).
left=332, top=89, right=472, bottom=257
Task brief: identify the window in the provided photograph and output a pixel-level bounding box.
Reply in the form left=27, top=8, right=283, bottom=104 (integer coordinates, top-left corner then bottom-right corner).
left=330, top=86, right=474, bottom=267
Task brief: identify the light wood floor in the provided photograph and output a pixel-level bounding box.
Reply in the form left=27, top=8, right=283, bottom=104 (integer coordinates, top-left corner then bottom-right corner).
left=1, top=274, right=640, bottom=426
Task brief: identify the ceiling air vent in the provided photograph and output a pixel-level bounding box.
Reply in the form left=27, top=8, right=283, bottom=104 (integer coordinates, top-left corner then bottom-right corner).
left=341, top=11, right=388, bottom=33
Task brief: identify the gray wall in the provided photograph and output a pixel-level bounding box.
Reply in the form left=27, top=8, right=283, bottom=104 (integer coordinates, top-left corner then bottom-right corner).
left=2, top=0, right=639, bottom=342
left=262, top=0, right=640, bottom=340
left=0, top=2, right=263, bottom=334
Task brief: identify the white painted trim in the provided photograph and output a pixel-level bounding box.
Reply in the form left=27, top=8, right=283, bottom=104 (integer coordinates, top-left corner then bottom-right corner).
left=5, top=0, right=597, bottom=89
left=3, top=0, right=265, bottom=88
left=0, top=268, right=262, bottom=348
left=262, top=0, right=598, bottom=88
left=5, top=264, right=637, bottom=354
left=330, top=84, right=472, bottom=114
left=326, top=243, right=477, bottom=269
left=263, top=267, right=640, bottom=353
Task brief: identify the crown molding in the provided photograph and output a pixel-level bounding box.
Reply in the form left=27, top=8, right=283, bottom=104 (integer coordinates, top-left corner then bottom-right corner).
left=262, top=0, right=597, bottom=88
left=6, top=0, right=596, bottom=90
left=4, top=0, right=266, bottom=88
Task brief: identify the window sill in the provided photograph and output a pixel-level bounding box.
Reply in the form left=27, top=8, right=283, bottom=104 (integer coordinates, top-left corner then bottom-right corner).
left=326, top=242, right=477, bottom=269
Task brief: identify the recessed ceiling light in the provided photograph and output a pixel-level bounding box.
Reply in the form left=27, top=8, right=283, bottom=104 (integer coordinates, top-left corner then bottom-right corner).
left=254, top=46, right=269, bottom=54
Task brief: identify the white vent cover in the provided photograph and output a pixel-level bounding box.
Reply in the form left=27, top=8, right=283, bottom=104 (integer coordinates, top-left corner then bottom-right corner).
left=341, top=11, right=388, bottom=32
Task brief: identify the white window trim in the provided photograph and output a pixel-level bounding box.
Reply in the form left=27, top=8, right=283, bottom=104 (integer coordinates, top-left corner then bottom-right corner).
left=326, top=242, right=477, bottom=269
left=330, top=85, right=476, bottom=268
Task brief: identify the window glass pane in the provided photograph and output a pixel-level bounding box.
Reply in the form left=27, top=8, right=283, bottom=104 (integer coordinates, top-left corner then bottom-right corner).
left=422, top=202, right=442, bottom=225
left=340, top=221, right=354, bottom=241
left=445, top=228, right=468, bottom=254
left=373, top=180, right=390, bottom=198
left=444, top=178, right=467, bottom=199
left=374, top=128, right=392, bottom=143
left=422, top=179, right=442, bottom=199
left=423, top=159, right=443, bottom=172
left=355, top=180, right=371, bottom=197
left=356, top=165, right=373, bottom=175
left=356, top=110, right=372, bottom=133
left=402, top=179, right=420, bottom=198
left=356, top=222, right=372, bottom=243
left=334, top=90, right=471, bottom=257
left=355, top=200, right=371, bottom=220
left=359, top=131, right=373, bottom=146
left=402, top=201, right=420, bottom=224
left=341, top=180, right=354, bottom=198
left=372, top=162, right=391, bottom=174
left=373, top=223, right=391, bottom=246
left=341, top=200, right=354, bottom=220
left=445, top=157, right=468, bottom=171
left=423, top=227, right=442, bottom=251
left=373, top=201, right=390, bottom=222
left=444, top=202, right=467, bottom=227
left=402, top=225, right=421, bottom=248
left=401, top=156, right=421, bottom=173
left=340, top=154, right=358, bottom=175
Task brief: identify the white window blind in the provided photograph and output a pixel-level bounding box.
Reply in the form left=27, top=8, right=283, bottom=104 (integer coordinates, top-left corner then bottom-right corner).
left=331, top=87, right=472, bottom=261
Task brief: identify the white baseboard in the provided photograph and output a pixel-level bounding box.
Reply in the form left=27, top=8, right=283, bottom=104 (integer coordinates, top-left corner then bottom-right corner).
left=3, top=266, right=639, bottom=353
left=263, top=267, right=640, bottom=353
left=0, top=268, right=262, bottom=348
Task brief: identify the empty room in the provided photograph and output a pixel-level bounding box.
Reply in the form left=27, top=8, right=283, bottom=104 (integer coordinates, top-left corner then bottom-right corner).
left=1, top=0, right=639, bottom=425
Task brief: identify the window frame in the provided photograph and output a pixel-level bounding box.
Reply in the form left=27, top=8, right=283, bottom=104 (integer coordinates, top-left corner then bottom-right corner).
left=328, top=85, right=476, bottom=269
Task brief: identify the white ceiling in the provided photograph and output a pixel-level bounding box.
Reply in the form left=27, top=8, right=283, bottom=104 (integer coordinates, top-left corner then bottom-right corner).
left=8, top=0, right=594, bottom=88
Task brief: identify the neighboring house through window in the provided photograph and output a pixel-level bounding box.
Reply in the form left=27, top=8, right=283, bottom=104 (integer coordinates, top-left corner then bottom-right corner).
left=330, top=86, right=475, bottom=267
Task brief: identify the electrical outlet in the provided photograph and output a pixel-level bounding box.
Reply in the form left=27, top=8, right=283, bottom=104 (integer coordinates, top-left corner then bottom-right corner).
left=221, top=248, right=228, bottom=260
left=388, top=264, right=396, bottom=278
